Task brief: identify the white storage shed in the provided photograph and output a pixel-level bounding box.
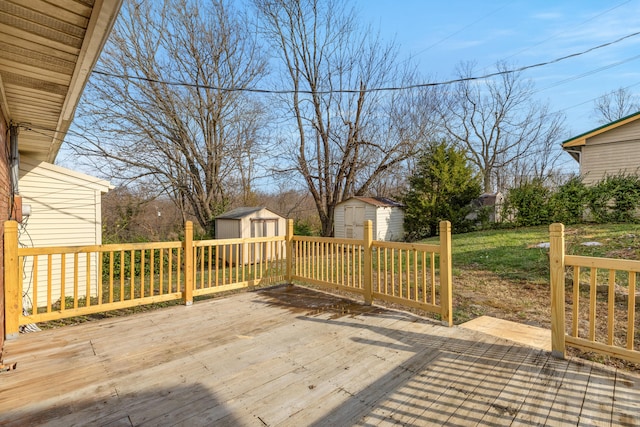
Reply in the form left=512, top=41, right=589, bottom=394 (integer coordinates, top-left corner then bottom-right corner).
left=334, top=197, right=405, bottom=241
left=215, top=207, right=287, bottom=265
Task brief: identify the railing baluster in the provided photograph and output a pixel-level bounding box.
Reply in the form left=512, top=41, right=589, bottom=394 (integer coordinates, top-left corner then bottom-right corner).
left=109, top=251, right=114, bottom=303
left=589, top=267, right=598, bottom=342
left=73, top=253, right=79, bottom=308
left=60, top=253, right=66, bottom=311
left=413, top=249, right=420, bottom=301
left=607, top=269, right=616, bottom=346
left=149, top=249, right=155, bottom=296
left=572, top=266, right=580, bottom=337
left=430, top=252, right=435, bottom=305
left=32, top=255, right=38, bottom=315
left=120, top=250, right=125, bottom=301
left=421, top=251, right=426, bottom=303
left=97, top=252, right=103, bottom=305
left=47, top=254, right=52, bottom=313
left=159, top=249, right=164, bottom=295
left=628, top=272, right=636, bottom=350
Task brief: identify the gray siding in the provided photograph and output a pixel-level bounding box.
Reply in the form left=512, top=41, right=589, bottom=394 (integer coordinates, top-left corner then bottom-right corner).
left=587, top=118, right=640, bottom=146
left=581, top=139, right=640, bottom=185
left=216, top=219, right=240, bottom=239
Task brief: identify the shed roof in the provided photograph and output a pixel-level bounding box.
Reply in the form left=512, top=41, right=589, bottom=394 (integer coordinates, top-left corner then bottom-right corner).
left=215, top=207, right=282, bottom=220
left=338, top=197, right=404, bottom=208
left=562, top=110, right=640, bottom=148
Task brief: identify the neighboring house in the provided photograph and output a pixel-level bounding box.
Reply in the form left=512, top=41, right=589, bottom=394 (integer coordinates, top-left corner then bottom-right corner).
left=18, top=159, right=112, bottom=309
left=334, top=197, right=405, bottom=241
left=0, top=2, right=122, bottom=348
left=215, top=207, right=287, bottom=265
left=562, top=111, right=640, bottom=185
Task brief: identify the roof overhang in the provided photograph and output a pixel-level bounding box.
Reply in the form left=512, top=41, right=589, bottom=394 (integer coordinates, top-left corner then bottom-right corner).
left=562, top=110, right=640, bottom=149
left=0, top=0, right=122, bottom=163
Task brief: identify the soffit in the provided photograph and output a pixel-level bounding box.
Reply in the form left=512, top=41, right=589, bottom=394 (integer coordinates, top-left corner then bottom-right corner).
left=0, top=0, right=121, bottom=162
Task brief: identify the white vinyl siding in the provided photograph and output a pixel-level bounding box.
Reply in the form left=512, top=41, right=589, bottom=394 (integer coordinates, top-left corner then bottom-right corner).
left=18, top=158, right=111, bottom=308
left=581, top=139, right=640, bottom=185
left=376, top=207, right=405, bottom=241
left=334, top=198, right=404, bottom=241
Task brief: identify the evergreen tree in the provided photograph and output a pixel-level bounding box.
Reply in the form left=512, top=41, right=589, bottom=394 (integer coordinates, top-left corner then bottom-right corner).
left=404, top=142, right=481, bottom=239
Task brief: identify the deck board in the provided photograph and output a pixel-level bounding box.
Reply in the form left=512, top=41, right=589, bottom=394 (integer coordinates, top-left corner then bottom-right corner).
left=1, top=285, right=639, bottom=426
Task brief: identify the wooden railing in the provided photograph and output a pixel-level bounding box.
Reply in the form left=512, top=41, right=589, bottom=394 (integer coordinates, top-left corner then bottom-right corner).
left=4, top=219, right=452, bottom=338
left=291, top=221, right=452, bottom=325
left=3, top=221, right=287, bottom=337
left=550, top=223, right=640, bottom=364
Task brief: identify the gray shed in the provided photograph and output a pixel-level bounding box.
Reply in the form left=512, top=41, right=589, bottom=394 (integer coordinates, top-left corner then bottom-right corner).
left=334, top=197, right=404, bottom=241
left=215, top=207, right=286, bottom=265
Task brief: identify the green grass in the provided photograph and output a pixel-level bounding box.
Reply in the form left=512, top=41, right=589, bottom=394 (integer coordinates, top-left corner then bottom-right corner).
left=423, top=223, right=640, bottom=284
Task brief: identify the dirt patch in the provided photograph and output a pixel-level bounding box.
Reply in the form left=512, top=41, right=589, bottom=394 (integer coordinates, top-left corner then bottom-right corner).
left=452, top=269, right=551, bottom=328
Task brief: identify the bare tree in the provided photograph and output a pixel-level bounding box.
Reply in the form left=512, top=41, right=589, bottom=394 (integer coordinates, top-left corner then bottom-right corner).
left=253, top=0, right=438, bottom=236
left=72, top=0, right=268, bottom=235
left=593, top=87, right=640, bottom=124
left=439, top=62, right=565, bottom=193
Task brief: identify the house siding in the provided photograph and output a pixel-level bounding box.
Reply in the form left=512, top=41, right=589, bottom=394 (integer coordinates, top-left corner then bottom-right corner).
left=0, top=110, right=9, bottom=348
left=585, top=118, right=640, bottom=146
left=18, top=159, right=110, bottom=309
left=581, top=139, right=640, bottom=185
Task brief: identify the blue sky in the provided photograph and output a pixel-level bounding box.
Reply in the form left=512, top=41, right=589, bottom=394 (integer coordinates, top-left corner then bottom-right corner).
left=356, top=0, right=640, bottom=136
left=61, top=0, right=640, bottom=182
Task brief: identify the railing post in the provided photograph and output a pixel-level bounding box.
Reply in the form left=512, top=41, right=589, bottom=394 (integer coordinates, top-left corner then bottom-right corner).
left=439, top=221, right=453, bottom=327
left=4, top=220, right=20, bottom=339
left=182, top=221, right=193, bottom=306
left=363, top=220, right=373, bottom=305
left=286, top=219, right=293, bottom=283
left=550, top=223, right=566, bottom=358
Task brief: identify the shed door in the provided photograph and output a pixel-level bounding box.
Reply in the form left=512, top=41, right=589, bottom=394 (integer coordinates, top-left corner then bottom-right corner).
left=344, top=205, right=365, bottom=240
left=250, top=219, right=278, bottom=263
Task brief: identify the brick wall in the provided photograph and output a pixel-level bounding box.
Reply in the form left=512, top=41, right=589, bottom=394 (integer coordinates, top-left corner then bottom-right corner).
left=0, top=110, right=9, bottom=351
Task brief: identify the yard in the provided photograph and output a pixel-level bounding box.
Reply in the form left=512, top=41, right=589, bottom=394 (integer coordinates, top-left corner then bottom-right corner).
left=423, top=223, right=640, bottom=371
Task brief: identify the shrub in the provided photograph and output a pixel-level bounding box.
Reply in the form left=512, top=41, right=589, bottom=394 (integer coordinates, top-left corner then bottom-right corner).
left=588, top=174, right=640, bottom=223
left=504, top=178, right=551, bottom=226
left=549, top=176, right=588, bottom=224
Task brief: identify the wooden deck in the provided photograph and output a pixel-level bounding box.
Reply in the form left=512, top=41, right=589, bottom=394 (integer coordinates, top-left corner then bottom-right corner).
left=1, top=285, right=639, bottom=426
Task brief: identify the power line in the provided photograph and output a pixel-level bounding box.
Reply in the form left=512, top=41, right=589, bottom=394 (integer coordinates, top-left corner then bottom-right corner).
left=535, top=54, right=640, bottom=94
left=502, top=0, right=632, bottom=62
left=403, top=3, right=508, bottom=62
left=93, top=29, right=640, bottom=95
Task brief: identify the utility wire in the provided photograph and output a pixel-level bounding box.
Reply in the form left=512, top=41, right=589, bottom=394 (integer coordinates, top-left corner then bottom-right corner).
left=403, top=3, right=508, bottom=62
left=502, top=0, right=631, bottom=62
left=93, top=29, right=640, bottom=95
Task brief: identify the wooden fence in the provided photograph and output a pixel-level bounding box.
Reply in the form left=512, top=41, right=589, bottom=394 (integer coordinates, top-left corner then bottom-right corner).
left=550, top=223, right=640, bottom=364
left=4, top=219, right=452, bottom=337
left=291, top=221, right=452, bottom=325
left=4, top=221, right=287, bottom=338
